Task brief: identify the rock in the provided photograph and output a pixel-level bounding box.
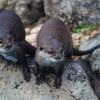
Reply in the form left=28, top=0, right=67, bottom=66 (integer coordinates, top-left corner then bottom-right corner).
left=90, top=30, right=100, bottom=39
left=0, top=55, right=98, bottom=100
left=25, top=34, right=37, bottom=46
left=25, top=27, right=31, bottom=34
left=76, top=60, right=100, bottom=100
left=44, top=0, right=100, bottom=31
left=72, top=33, right=84, bottom=47
left=81, top=29, right=91, bottom=35
left=79, top=34, right=100, bottom=68
left=30, top=24, right=43, bottom=34
left=0, top=0, right=44, bottom=26
left=25, top=24, right=43, bottom=45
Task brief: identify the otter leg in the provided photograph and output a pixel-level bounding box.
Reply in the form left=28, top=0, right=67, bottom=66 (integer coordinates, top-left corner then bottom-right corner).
left=35, top=62, right=45, bottom=85
left=9, top=49, right=31, bottom=82
left=53, top=64, right=64, bottom=89
left=18, top=53, right=31, bottom=82
left=64, top=50, right=73, bottom=61
left=21, top=41, right=36, bottom=57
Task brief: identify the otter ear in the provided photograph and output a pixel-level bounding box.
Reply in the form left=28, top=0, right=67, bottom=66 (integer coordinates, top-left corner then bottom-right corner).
left=40, top=47, right=44, bottom=51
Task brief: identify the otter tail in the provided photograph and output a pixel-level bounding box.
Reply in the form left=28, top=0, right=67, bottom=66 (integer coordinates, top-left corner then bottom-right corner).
left=73, top=44, right=100, bottom=56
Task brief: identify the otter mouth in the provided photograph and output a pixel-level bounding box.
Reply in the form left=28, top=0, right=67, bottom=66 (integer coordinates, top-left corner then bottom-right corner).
left=6, top=46, right=14, bottom=52
left=0, top=46, right=14, bottom=54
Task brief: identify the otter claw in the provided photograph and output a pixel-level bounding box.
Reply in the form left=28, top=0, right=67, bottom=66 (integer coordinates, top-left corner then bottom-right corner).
left=24, top=72, right=31, bottom=82
left=53, top=77, right=62, bottom=89
left=35, top=75, right=44, bottom=85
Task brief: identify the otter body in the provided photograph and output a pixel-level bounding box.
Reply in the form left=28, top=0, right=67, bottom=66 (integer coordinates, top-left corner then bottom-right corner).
left=35, top=18, right=100, bottom=88
left=0, top=11, right=36, bottom=82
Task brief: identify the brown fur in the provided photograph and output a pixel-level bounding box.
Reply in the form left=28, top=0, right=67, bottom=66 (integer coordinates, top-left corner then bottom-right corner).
left=0, top=11, right=36, bottom=82
left=35, top=18, right=100, bottom=88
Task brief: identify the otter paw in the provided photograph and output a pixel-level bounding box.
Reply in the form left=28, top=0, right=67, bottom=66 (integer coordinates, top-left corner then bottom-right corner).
left=24, top=72, right=31, bottom=82
left=35, top=75, right=44, bottom=85
left=53, top=78, right=62, bottom=89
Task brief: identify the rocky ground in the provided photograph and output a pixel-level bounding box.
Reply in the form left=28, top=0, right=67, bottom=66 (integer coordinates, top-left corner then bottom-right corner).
left=0, top=22, right=100, bottom=100
left=0, top=53, right=98, bottom=100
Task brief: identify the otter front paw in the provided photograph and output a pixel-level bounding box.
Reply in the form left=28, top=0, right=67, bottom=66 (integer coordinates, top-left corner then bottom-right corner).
left=24, top=72, right=31, bottom=82
left=53, top=77, right=62, bottom=89
left=35, top=74, right=44, bottom=85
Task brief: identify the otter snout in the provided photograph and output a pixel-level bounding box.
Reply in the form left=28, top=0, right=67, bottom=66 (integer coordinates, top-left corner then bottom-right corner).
left=5, top=43, right=13, bottom=49
left=55, top=54, right=62, bottom=60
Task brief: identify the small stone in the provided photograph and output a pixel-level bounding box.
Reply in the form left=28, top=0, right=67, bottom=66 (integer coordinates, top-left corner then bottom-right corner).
left=90, top=30, right=100, bottom=39
left=25, top=27, right=31, bottom=34
left=30, top=24, right=43, bottom=34
left=26, top=34, right=37, bottom=46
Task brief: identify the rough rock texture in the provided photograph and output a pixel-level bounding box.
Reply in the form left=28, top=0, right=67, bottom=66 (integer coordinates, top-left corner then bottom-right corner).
left=25, top=24, right=43, bottom=46
left=44, top=0, right=100, bottom=31
left=0, top=0, right=44, bottom=26
left=79, top=34, right=100, bottom=72
left=79, top=34, right=100, bottom=99
left=0, top=55, right=98, bottom=100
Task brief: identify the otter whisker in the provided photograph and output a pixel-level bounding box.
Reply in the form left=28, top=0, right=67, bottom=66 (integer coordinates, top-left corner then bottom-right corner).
left=15, top=41, right=27, bottom=46
left=12, top=46, right=17, bottom=57
left=14, top=45, right=23, bottom=54
left=14, top=45, right=19, bottom=54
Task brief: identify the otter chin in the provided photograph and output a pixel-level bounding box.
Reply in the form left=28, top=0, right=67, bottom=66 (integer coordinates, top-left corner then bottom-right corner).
left=0, top=47, right=13, bottom=54
left=36, top=47, right=65, bottom=67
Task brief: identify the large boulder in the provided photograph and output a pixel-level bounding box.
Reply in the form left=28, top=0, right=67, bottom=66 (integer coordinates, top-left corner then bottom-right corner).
left=44, top=0, right=100, bottom=31
left=0, top=0, right=44, bottom=26
left=0, top=55, right=98, bottom=100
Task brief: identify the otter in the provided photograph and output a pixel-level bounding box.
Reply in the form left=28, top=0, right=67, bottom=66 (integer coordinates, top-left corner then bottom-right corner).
left=0, top=11, right=36, bottom=82
left=35, top=18, right=100, bottom=89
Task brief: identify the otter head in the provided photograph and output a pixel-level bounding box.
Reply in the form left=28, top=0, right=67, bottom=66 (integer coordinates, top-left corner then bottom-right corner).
left=38, top=39, right=64, bottom=65
left=0, top=28, right=13, bottom=54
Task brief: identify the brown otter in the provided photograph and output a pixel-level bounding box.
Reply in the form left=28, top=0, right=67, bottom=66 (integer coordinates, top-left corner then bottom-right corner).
left=0, top=11, right=36, bottom=82
left=35, top=18, right=100, bottom=89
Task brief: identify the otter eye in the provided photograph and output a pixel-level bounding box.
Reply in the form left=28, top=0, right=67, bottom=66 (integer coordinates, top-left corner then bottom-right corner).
left=0, top=41, right=2, bottom=44
left=48, top=51, right=53, bottom=55
left=61, top=49, right=63, bottom=53
left=0, top=38, right=3, bottom=44
left=40, top=47, right=43, bottom=51
left=9, top=37, right=12, bottom=41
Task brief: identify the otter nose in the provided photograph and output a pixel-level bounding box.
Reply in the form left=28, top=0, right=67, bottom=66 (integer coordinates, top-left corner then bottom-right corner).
left=55, top=55, right=61, bottom=60
left=5, top=44, right=12, bottom=49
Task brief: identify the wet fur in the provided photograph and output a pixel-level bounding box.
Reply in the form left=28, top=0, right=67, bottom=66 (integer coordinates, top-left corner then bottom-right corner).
left=35, top=18, right=100, bottom=89
left=0, top=11, right=36, bottom=82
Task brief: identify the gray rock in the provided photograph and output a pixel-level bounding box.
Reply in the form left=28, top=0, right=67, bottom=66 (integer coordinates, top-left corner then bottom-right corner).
left=44, top=0, right=100, bottom=31
left=0, top=55, right=98, bottom=100
left=0, top=0, right=44, bottom=26
left=79, top=35, right=100, bottom=74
